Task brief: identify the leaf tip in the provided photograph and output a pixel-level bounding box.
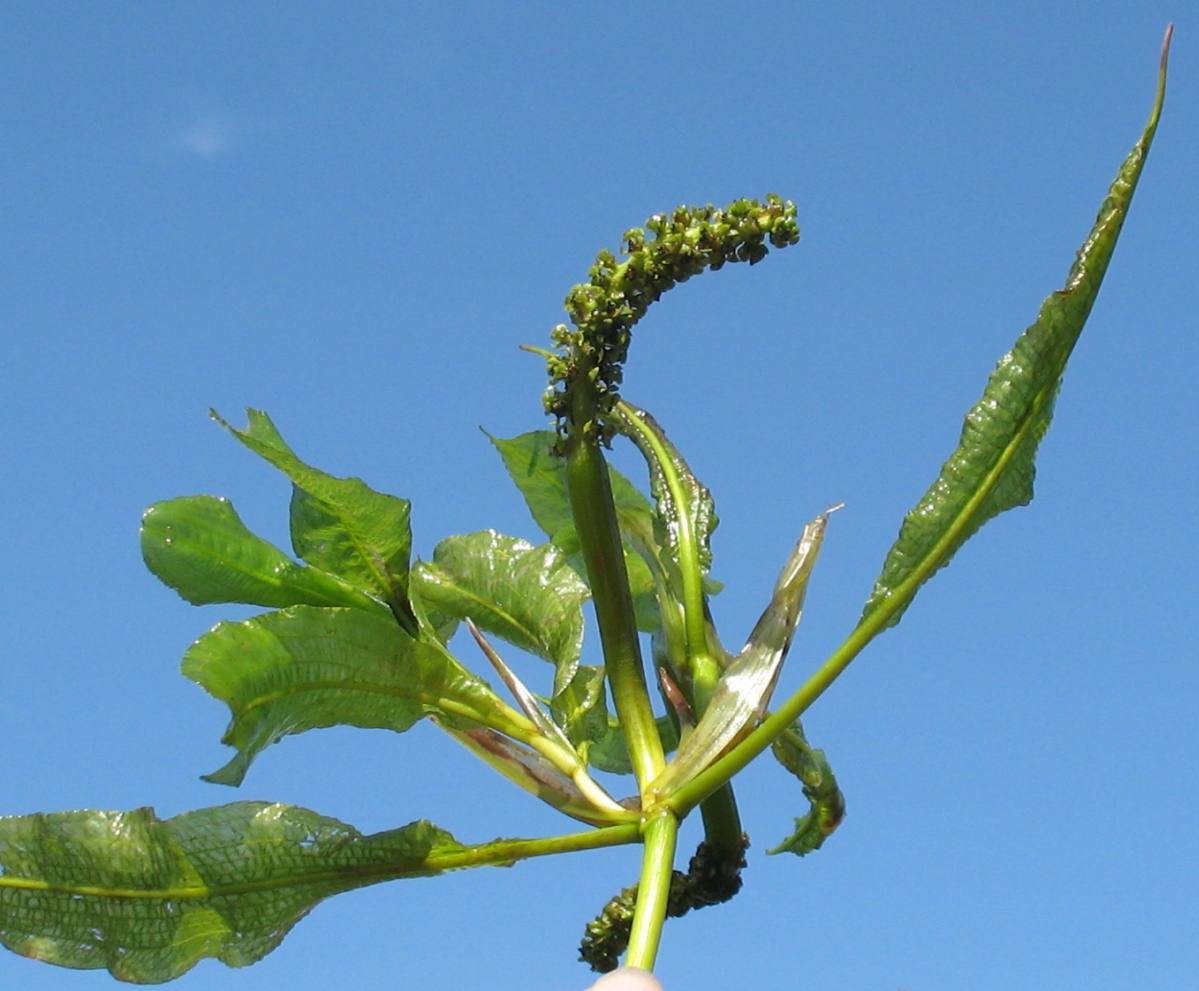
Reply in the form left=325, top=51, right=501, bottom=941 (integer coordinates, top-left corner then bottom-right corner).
left=202, top=755, right=249, bottom=788
left=1149, top=24, right=1172, bottom=132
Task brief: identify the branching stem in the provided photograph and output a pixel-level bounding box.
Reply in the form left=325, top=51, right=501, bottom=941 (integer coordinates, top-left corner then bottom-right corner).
left=663, top=591, right=889, bottom=818
left=430, top=822, right=641, bottom=873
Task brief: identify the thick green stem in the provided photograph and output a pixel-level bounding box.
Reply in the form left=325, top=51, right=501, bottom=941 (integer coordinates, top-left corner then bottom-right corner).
left=624, top=811, right=679, bottom=970
left=698, top=785, right=743, bottom=857
left=564, top=373, right=665, bottom=788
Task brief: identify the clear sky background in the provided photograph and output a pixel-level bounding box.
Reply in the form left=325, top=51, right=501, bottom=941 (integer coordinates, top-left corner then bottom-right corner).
left=1, top=4, right=1195, bottom=990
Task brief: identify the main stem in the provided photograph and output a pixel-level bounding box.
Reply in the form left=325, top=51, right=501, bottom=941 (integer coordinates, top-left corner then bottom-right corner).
left=624, top=810, right=679, bottom=970
left=563, top=369, right=664, bottom=787
left=563, top=364, right=680, bottom=969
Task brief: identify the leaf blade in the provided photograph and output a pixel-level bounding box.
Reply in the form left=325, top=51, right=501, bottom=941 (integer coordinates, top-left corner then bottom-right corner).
left=0, top=802, right=464, bottom=984
left=141, top=495, right=390, bottom=618
left=183, top=606, right=524, bottom=785
left=861, top=50, right=1169, bottom=631
left=413, top=530, right=590, bottom=691
left=767, top=720, right=845, bottom=856
left=613, top=401, right=719, bottom=580
left=215, top=410, right=417, bottom=628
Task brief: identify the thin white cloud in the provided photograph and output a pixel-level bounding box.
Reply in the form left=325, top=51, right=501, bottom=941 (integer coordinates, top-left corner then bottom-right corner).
left=179, top=117, right=231, bottom=159
left=139, top=105, right=251, bottom=163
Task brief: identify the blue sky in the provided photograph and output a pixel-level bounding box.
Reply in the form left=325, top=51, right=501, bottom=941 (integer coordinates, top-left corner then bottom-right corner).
left=0, top=4, right=1195, bottom=989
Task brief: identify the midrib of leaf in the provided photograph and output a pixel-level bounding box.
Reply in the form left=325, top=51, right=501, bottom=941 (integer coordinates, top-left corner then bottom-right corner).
left=0, top=824, right=641, bottom=901
left=235, top=678, right=511, bottom=730
left=866, top=375, right=1050, bottom=634
left=417, top=572, right=535, bottom=647
left=0, top=863, right=424, bottom=900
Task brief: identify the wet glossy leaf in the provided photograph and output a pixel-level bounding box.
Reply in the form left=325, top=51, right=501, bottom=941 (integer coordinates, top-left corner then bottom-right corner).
left=550, top=664, right=609, bottom=751
left=184, top=605, right=525, bottom=785
left=489, top=429, right=661, bottom=631
left=413, top=530, right=589, bottom=692
left=141, top=496, right=390, bottom=619
left=214, top=410, right=417, bottom=629
left=767, top=721, right=845, bottom=856
left=861, top=58, right=1168, bottom=631
left=0, top=802, right=465, bottom=984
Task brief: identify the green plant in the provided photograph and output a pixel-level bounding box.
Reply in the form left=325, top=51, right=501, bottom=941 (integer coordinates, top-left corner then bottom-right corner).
left=0, top=29, right=1171, bottom=986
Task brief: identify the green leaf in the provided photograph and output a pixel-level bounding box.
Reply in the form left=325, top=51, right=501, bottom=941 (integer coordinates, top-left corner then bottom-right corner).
left=613, top=401, right=719, bottom=579
left=767, top=721, right=845, bottom=856
left=861, top=49, right=1169, bottom=631
left=586, top=714, right=681, bottom=777
left=214, top=409, right=417, bottom=631
left=650, top=510, right=831, bottom=796
left=487, top=429, right=576, bottom=545
left=184, top=605, right=526, bottom=785
left=547, top=664, right=680, bottom=777
left=0, top=801, right=465, bottom=984
left=488, top=429, right=662, bottom=632
left=141, top=495, right=391, bottom=619
left=488, top=429, right=658, bottom=554
left=413, top=530, right=589, bottom=692
left=550, top=664, right=609, bottom=751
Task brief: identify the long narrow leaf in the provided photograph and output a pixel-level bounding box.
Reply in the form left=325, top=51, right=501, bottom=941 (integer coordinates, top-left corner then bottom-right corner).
left=141, top=496, right=390, bottom=619
left=214, top=410, right=417, bottom=629
left=0, top=802, right=464, bottom=984
left=861, top=41, right=1169, bottom=631
left=184, top=605, right=527, bottom=785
